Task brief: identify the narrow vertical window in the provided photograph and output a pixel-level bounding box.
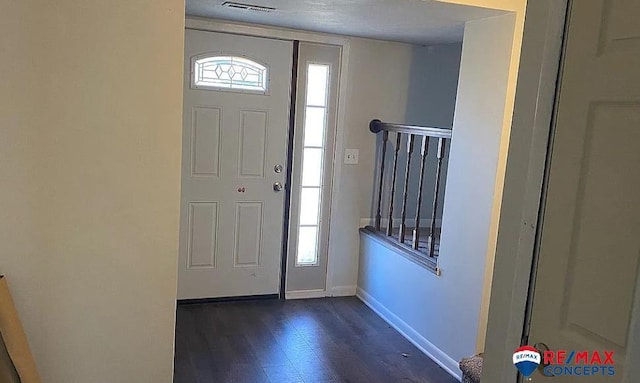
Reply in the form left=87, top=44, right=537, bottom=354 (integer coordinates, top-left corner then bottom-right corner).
left=296, top=64, right=330, bottom=266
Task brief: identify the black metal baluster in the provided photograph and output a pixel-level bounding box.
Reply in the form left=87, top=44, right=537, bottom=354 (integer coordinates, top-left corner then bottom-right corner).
left=427, top=138, right=447, bottom=257
left=386, top=132, right=402, bottom=236
left=398, top=134, right=415, bottom=243
left=412, top=136, right=430, bottom=250
left=374, top=131, right=389, bottom=231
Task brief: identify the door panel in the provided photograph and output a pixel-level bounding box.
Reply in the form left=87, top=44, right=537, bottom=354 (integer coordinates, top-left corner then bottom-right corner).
left=233, top=202, right=263, bottom=267
left=598, top=0, right=640, bottom=54
left=178, top=30, right=293, bottom=299
left=187, top=202, right=218, bottom=269
left=238, top=110, right=268, bottom=178
left=191, top=107, right=221, bottom=177
left=528, top=1, right=640, bottom=381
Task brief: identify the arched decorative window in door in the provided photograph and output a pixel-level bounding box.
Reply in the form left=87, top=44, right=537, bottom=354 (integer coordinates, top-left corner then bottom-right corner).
left=192, top=55, right=268, bottom=93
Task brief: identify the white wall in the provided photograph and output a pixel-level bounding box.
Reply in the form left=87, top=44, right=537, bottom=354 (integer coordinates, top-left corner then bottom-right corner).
left=482, top=0, right=568, bottom=380
left=0, top=1, right=184, bottom=382
left=327, top=40, right=462, bottom=294
left=358, top=236, right=463, bottom=378
left=357, top=12, right=518, bottom=376
left=443, top=12, right=517, bottom=352
left=327, top=38, right=413, bottom=294
left=437, top=0, right=528, bottom=353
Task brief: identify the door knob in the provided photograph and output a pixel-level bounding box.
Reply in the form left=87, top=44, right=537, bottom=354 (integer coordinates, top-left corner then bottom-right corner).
left=273, top=182, right=284, bottom=192
left=533, top=342, right=555, bottom=377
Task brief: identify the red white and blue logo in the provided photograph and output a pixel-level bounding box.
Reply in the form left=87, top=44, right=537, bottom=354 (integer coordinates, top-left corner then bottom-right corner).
left=513, top=346, right=541, bottom=378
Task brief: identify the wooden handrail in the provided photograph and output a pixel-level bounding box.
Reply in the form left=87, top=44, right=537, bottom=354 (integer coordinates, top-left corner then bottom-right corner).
left=370, top=119, right=450, bottom=258
left=369, top=119, right=452, bottom=139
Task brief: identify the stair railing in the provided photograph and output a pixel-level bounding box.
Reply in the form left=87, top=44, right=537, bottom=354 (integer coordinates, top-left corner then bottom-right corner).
left=369, top=119, right=452, bottom=257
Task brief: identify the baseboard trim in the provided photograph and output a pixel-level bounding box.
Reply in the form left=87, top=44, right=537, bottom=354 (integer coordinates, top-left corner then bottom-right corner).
left=285, top=285, right=357, bottom=300
left=356, top=287, right=462, bottom=381
left=177, top=294, right=279, bottom=305
left=330, top=285, right=357, bottom=297
left=285, top=289, right=327, bottom=300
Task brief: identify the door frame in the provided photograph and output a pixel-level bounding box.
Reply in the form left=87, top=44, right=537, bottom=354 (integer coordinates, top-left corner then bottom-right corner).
left=185, top=17, right=351, bottom=298
left=481, top=0, right=570, bottom=381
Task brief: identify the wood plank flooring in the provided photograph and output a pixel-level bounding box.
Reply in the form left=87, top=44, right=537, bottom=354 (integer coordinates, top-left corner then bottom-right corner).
left=174, top=297, right=457, bottom=383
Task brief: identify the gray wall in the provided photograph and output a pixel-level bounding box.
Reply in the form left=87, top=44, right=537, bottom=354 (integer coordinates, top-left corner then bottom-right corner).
left=372, top=43, right=462, bottom=227
left=405, top=43, right=462, bottom=127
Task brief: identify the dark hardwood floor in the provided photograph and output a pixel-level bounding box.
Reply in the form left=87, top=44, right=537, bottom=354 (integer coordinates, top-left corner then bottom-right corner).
left=174, top=297, right=457, bottom=383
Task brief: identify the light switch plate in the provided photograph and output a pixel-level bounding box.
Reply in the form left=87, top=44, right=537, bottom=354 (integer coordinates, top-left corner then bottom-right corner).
left=344, top=149, right=359, bottom=164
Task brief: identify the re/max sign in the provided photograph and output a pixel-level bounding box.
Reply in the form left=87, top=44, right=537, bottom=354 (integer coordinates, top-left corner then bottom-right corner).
left=543, top=351, right=615, bottom=365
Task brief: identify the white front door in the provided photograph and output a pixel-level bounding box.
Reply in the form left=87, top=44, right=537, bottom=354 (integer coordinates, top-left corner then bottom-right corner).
left=527, top=0, right=640, bottom=381
left=177, top=29, right=293, bottom=299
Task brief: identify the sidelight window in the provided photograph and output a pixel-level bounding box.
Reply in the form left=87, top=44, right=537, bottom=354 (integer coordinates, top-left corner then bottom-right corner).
left=296, top=64, right=330, bottom=266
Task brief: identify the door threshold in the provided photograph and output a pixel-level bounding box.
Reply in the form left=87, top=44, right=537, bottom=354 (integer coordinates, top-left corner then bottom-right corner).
left=177, top=294, right=279, bottom=306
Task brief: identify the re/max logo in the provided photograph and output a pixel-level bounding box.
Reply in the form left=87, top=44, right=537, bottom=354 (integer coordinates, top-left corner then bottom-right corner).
left=514, top=352, right=539, bottom=362
left=542, top=350, right=616, bottom=377
left=543, top=351, right=615, bottom=365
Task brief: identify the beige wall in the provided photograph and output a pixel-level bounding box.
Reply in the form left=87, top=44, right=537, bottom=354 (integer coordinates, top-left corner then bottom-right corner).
left=0, top=1, right=185, bottom=382
left=0, top=4, right=46, bottom=376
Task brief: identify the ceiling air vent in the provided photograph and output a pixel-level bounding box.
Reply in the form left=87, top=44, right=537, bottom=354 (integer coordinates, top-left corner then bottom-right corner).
left=221, top=2, right=276, bottom=13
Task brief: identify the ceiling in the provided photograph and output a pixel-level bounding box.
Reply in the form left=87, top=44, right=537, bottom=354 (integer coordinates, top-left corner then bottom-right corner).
left=185, top=0, right=507, bottom=45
